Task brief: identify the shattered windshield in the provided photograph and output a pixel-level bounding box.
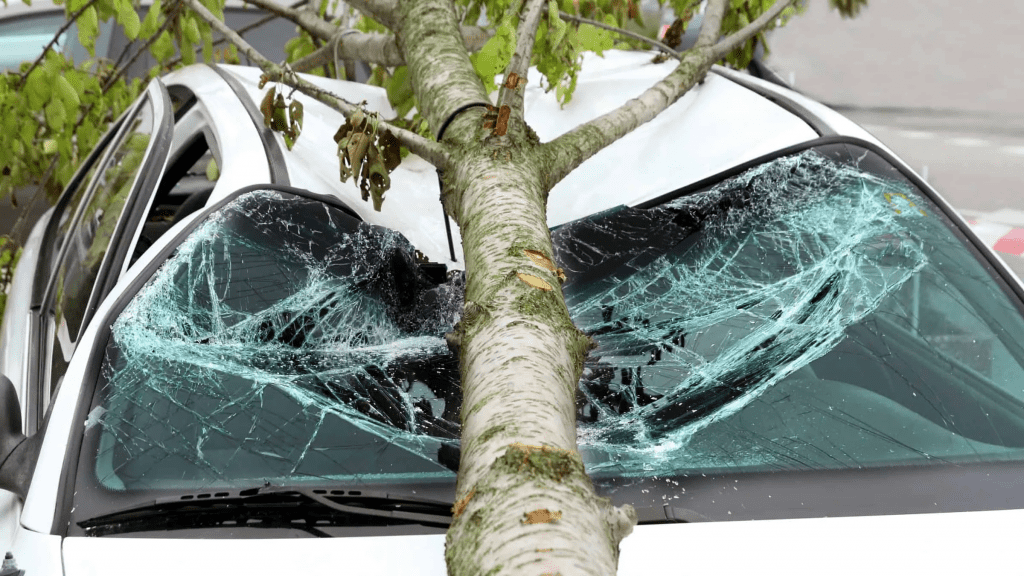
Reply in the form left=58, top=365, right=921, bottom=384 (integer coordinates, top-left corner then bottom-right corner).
left=73, top=144, right=1024, bottom=525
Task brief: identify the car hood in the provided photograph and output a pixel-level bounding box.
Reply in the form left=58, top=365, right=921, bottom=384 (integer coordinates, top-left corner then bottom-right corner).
left=60, top=509, right=1024, bottom=575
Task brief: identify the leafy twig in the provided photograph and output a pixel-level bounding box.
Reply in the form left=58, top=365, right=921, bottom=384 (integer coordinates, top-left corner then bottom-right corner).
left=17, top=0, right=104, bottom=88
left=182, top=0, right=449, bottom=167
left=557, top=11, right=681, bottom=59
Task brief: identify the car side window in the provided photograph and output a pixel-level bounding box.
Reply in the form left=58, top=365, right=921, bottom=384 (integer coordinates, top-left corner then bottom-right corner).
left=44, top=96, right=156, bottom=393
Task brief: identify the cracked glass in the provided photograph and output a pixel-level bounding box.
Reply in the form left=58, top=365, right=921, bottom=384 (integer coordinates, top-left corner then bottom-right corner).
left=73, top=144, right=1024, bottom=526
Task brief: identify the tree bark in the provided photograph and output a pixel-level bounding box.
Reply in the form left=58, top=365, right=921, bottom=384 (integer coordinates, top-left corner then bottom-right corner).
left=441, top=137, right=636, bottom=576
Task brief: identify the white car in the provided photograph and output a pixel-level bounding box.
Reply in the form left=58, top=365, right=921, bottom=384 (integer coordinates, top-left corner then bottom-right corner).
left=4, top=51, right=1024, bottom=574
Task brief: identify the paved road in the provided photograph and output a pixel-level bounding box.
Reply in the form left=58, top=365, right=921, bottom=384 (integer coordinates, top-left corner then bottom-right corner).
left=766, top=0, right=1024, bottom=215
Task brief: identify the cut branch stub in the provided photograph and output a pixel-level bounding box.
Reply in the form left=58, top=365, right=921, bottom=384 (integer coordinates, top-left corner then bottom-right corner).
left=523, top=248, right=555, bottom=271
left=517, top=272, right=553, bottom=291
left=522, top=509, right=562, bottom=524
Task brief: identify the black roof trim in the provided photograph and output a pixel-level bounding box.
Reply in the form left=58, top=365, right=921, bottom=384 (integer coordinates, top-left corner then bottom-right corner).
left=206, top=64, right=290, bottom=186
left=712, top=67, right=835, bottom=137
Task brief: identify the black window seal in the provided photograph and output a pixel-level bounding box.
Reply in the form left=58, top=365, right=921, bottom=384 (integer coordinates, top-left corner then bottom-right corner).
left=89, top=79, right=176, bottom=334
left=31, top=111, right=131, bottom=311
left=711, top=66, right=835, bottom=137
left=52, top=183, right=360, bottom=535
left=206, top=63, right=290, bottom=186
left=635, top=133, right=1024, bottom=308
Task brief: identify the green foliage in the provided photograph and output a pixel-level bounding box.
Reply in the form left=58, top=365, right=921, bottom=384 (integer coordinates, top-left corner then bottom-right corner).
left=829, top=0, right=867, bottom=18
left=78, top=6, right=100, bottom=56
left=383, top=66, right=416, bottom=119
left=533, top=3, right=616, bottom=105
left=0, top=0, right=229, bottom=207
left=455, top=0, right=649, bottom=105
left=0, top=236, right=22, bottom=320
left=716, top=0, right=806, bottom=70
left=470, top=19, right=516, bottom=94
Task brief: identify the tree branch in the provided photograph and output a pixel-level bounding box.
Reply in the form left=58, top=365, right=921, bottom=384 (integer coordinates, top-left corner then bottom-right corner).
left=17, top=0, right=102, bottom=88
left=494, top=0, right=546, bottom=121
left=394, top=0, right=491, bottom=142
left=335, top=0, right=399, bottom=30
left=538, top=47, right=715, bottom=190
left=694, top=0, right=727, bottom=48
left=183, top=0, right=449, bottom=166
left=102, top=14, right=179, bottom=91
left=292, top=30, right=405, bottom=70
left=240, top=0, right=340, bottom=40
left=710, top=0, right=795, bottom=60
left=558, top=10, right=681, bottom=59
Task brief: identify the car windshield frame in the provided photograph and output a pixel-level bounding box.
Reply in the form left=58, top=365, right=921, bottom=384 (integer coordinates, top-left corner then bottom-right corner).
left=57, top=137, right=1024, bottom=536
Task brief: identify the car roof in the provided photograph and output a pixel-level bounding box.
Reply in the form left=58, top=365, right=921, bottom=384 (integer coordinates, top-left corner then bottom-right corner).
left=162, top=50, right=883, bottom=264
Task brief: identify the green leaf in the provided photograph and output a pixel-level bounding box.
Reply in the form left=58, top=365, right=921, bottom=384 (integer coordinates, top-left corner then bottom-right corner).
left=150, top=30, right=174, bottom=62
left=115, top=0, right=141, bottom=39
left=180, top=39, right=197, bottom=65
left=183, top=14, right=201, bottom=44
left=383, top=66, right=416, bottom=118
left=575, top=23, right=613, bottom=55
left=547, top=0, right=567, bottom=48
left=470, top=20, right=515, bottom=93
left=96, top=0, right=115, bottom=20
left=199, top=18, right=213, bottom=62
left=55, top=75, right=81, bottom=109
left=139, top=0, right=162, bottom=38
left=25, top=67, right=51, bottom=110
left=44, top=99, right=67, bottom=132
left=205, top=157, right=219, bottom=180
left=77, top=6, right=99, bottom=57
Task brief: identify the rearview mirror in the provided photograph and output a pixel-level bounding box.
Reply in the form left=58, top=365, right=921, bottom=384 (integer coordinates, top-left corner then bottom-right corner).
left=0, top=374, right=35, bottom=498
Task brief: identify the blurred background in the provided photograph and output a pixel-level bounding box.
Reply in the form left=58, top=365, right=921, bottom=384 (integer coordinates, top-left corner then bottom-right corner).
left=765, top=0, right=1024, bottom=272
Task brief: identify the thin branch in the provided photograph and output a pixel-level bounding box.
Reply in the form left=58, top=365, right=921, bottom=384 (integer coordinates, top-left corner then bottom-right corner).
left=558, top=11, right=681, bottom=59
left=538, top=47, right=716, bottom=190
left=17, top=0, right=102, bottom=88
left=240, top=0, right=339, bottom=40
left=289, top=25, right=493, bottom=74
left=490, top=0, right=545, bottom=134
left=694, top=0, right=727, bottom=48
left=169, top=0, right=306, bottom=67
left=183, top=0, right=449, bottom=167
left=710, top=0, right=795, bottom=60
left=337, top=0, right=399, bottom=30
left=102, top=13, right=179, bottom=91
left=291, top=30, right=405, bottom=71
left=505, top=0, right=546, bottom=83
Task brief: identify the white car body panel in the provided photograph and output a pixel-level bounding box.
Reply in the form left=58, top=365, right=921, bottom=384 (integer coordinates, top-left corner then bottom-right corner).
left=4, top=529, right=61, bottom=576
left=43, top=508, right=1024, bottom=576
left=161, top=65, right=274, bottom=200
left=523, top=52, right=820, bottom=221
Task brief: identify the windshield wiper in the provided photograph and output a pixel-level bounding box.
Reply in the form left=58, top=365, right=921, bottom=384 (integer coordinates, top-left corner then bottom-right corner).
left=77, top=486, right=453, bottom=537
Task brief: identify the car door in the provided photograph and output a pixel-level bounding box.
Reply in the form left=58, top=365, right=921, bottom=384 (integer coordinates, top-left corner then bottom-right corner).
left=28, top=79, right=173, bottom=432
